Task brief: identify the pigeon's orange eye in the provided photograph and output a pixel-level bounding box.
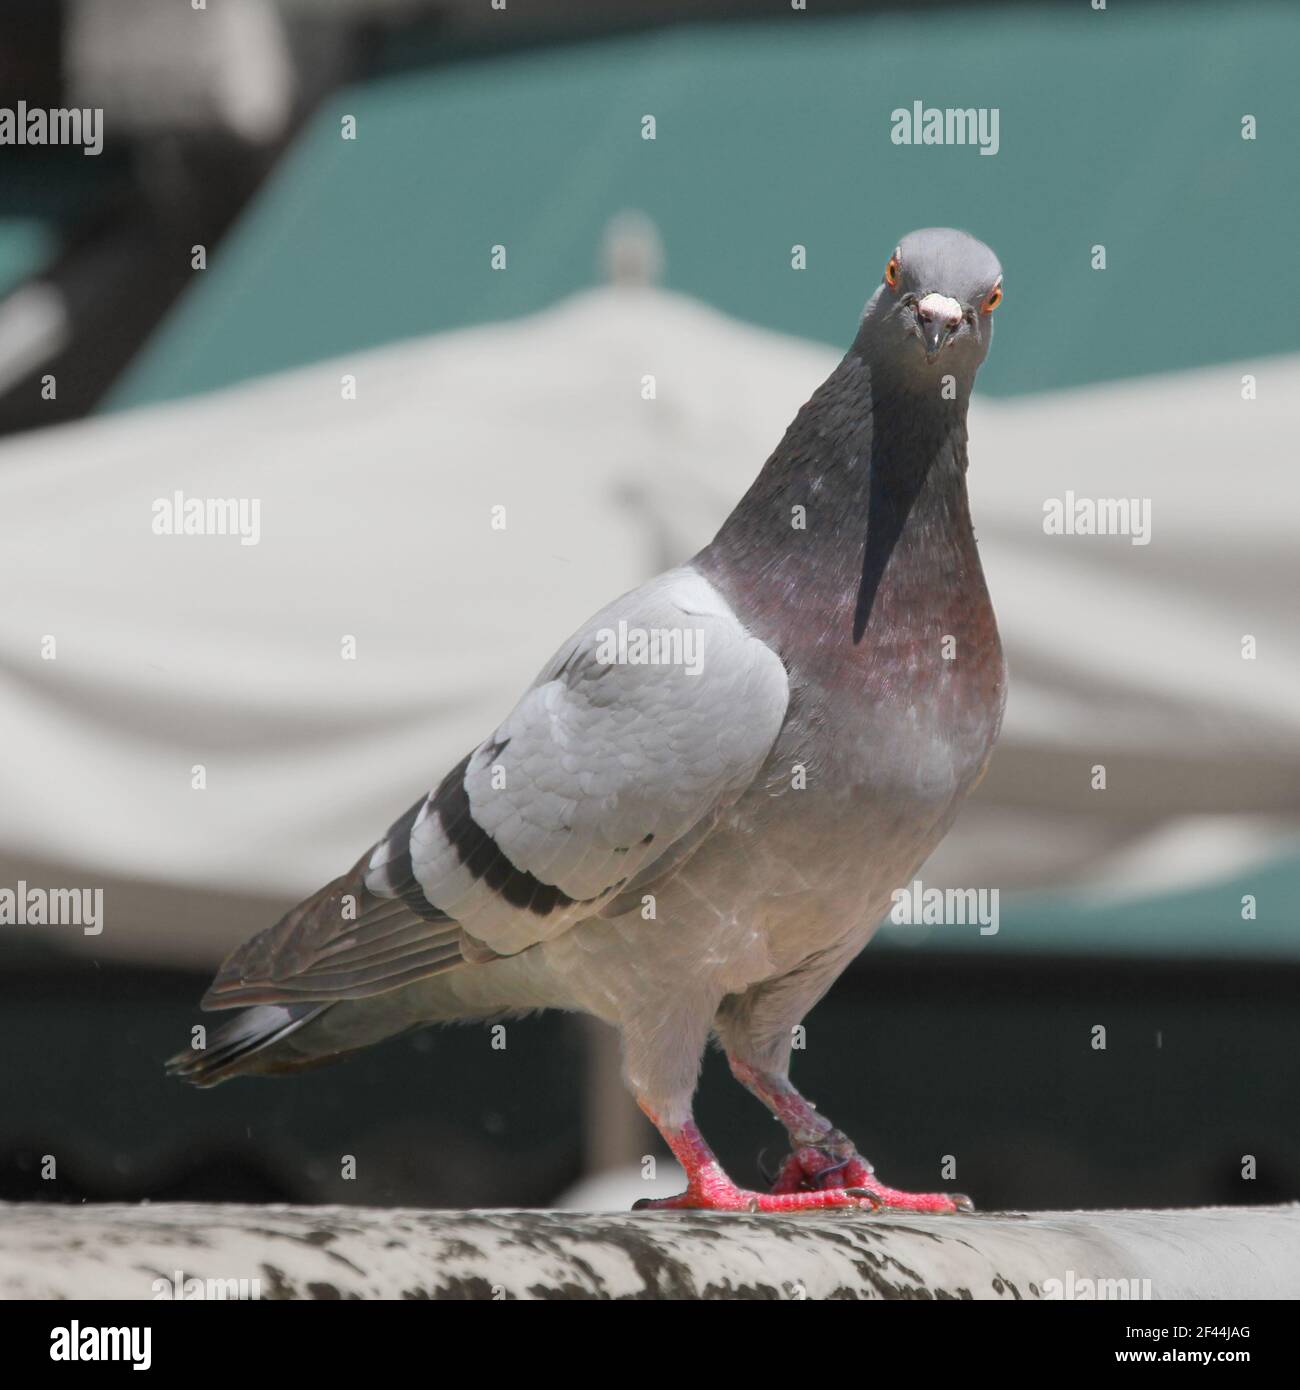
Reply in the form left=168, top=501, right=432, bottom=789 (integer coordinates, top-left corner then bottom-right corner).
left=981, top=280, right=1003, bottom=314
left=884, top=254, right=900, bottom=290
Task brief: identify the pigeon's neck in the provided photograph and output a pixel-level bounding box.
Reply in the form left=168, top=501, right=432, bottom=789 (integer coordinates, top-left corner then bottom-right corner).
left=697, top=348, right=982, bottom=647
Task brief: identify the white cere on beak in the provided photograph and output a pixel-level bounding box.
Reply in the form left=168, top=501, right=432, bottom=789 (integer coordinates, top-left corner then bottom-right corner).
left=917, top=293, right=963, bottom=327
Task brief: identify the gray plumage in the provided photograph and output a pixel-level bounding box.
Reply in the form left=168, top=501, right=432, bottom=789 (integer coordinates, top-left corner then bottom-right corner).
left=170, top=228, right=1007, bottom=1212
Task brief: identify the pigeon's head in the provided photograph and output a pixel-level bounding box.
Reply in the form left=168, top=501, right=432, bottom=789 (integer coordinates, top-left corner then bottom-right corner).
left=860, top=227, right=1003, bottom=381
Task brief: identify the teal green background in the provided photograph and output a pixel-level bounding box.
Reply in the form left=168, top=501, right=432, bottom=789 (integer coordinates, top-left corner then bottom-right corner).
left=108, top=0, right=1300, bottom=409
left=877, top=853, right=1298, bottom=959
left=0, top=216, right=55, bottom=298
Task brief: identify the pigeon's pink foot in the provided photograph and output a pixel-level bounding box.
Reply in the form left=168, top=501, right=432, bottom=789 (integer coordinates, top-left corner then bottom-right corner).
left=769, top=1145, right=973, bottom=1214
left=634, top=1161, right=880, bottom=1213
left=635, top=1106, right=880, bottom=1214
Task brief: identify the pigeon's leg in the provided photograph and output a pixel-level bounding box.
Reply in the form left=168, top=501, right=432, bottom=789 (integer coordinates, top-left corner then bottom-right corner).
left=625, top=997, right=878, bottom=1212
left=631, top=1100, right=882, bottom=1213
left=727, top=1057, right=973, bottom=1214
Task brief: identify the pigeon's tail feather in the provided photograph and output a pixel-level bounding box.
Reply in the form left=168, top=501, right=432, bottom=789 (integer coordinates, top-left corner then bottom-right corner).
left=199, top=829, right=481, bottom=1011
left=166, top=1003, right=334, bottom=1088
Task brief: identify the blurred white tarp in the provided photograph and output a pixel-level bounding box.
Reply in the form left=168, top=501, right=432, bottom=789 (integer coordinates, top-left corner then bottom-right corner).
left=1, top=286, right=1296, bottom=964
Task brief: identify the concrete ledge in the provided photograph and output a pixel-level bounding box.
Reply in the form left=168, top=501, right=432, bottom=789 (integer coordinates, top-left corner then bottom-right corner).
left=1, top=1202, right=1295, bottom=1300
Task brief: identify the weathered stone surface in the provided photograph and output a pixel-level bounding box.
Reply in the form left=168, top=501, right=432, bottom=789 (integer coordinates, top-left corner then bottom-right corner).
left=1, top=1202, right=1295, bottom=1300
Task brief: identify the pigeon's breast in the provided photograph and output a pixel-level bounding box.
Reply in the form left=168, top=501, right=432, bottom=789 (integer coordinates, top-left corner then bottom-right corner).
left=733, top=563, right=1006, bottom=956
left=833, top=597, right=1004, bottom=805
left=781, top=528, right=1005, bottom=793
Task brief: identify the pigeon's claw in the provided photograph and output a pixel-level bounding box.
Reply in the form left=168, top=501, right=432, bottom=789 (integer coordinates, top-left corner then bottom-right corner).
left=769, top=1145, right=973, bottom=1214
left=634, top=1177, right=881, bottom=1214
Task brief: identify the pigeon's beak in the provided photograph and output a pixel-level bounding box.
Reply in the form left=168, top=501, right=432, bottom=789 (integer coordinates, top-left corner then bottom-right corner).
left=916, top=293, right=964, bottom=364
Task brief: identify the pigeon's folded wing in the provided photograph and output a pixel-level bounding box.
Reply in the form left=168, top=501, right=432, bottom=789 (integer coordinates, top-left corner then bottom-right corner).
left=202, top=567, right=789, bottom=1008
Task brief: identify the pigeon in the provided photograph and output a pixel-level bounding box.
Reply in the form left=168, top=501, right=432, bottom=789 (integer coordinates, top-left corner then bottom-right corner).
left=169, top=227, right=1008, bottom=1214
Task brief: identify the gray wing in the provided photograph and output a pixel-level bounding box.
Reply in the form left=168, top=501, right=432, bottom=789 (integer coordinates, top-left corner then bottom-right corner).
left=203, top=566, right=789, bottom=1007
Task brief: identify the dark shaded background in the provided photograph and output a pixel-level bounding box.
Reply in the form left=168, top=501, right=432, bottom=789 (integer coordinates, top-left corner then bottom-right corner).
left=4, top=938, right=1294, bottom=1209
